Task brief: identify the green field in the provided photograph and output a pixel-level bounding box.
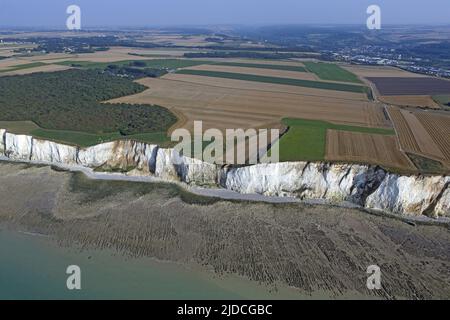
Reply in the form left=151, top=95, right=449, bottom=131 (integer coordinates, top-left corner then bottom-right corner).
left=0, top=121, right=172, bottom=148
left=213, top=62, right=307, bottom=72
left=0, top=120, right=39, bottom=134
left=278, top=118, right=395, bottom=162
left=432, top=95, right=450, bottom=108
left=303, top=62, right=362, bottom=84
left=31, top=128, right=171, bottom=148
left=407, top=153, right=446, bottom=174
left=176, top=69, right=369, bottom=94
left=0, top=62, right=46, bottom=73
left=57, top=59, right=210, bottom=70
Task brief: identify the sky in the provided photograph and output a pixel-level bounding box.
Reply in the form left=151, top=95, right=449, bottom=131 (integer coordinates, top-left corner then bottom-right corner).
left=0, top=0, right=449, bottom=28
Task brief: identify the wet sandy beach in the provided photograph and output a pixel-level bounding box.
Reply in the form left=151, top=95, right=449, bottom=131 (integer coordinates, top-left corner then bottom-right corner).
left=0, top=162, right=449, bottom=299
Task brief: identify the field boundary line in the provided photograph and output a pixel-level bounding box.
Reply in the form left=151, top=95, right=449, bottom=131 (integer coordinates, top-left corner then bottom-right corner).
left=384, top=105, right=417, bottom=170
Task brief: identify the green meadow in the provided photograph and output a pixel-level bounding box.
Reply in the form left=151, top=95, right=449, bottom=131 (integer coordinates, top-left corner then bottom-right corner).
left=303, top=62, right=362, bottom=83
left=278, top=118, right=395, bottom=162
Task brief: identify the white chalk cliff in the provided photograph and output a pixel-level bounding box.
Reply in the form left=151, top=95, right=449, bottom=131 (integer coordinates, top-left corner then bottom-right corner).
left=1, top=129, right=448, bottom=218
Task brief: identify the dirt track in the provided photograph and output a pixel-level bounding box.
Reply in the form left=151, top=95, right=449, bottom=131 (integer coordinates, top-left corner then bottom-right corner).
left=1, top=162, right=449, bottom=299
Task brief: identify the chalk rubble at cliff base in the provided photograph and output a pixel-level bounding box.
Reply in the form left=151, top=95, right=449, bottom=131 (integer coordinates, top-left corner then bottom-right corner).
left=0, top=129, right=448, bottom=217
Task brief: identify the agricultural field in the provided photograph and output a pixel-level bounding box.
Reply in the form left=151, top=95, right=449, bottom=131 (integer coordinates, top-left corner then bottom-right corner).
left=176, top=69, right=370, bottom=94
left=0, top=43, right=36, bottom=57
left=407, top=153, right=447, bottom=174
left=216, top=59, right=313, bottom=66
left=0, top=120, right=39, bottom=134
left=109, top=76, right=388, bottom=133
left=27, top=47, right=159, bottom=63
left=399, top=109, right=444, bottom=158
left=415, top=113, right=450, bottom=161
left=0, top=62, right=46, bottom=73
left=343, top=66, right=450, bottom=109
left=277, top=118, right=394, bottom=162
left=3, top=47, right=193, bottom=67
left=343, top=65, right=427, bottom=78
left=368, top=77, right=450, bottom=96
left=387, top=107, right=421, bottom=154
left=378, top=95, right=441, bottom=109
left=183, top=64, right=318, bottom=81
left=162, top=73, right=369, bottom=100
left=56, top=58, right=211, bottom=70
left=433, top=95, right=450, bottom=108
left=303, top=62, right=362, bottom=83
left=0, top=63, right=71, bottom=76
left=213, top=62, right=308, bottom=72
left=325, top=130, right=415, bottom=171
left=135, top=34, right=216, bottom=47
left=0, top=58, right=36, bottom=69
left=387, top=106, right=450, bottom=169
left=0, top=121, right=171, bottom=148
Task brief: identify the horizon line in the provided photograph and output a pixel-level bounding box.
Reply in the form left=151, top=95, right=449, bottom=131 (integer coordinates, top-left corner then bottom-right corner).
left=1, top=23, right=450, bottom=30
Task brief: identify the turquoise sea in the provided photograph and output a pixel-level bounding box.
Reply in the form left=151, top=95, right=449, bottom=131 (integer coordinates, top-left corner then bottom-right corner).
left=0, top=228, right=300, bottom=300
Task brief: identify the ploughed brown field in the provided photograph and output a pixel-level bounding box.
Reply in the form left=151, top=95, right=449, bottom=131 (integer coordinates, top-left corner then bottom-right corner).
left=108, top=76, right=389, bottom=133
left=368, top=77, right=450, bottom=96
left=325, top=129, right=415, bottom=170
left=387, top=106, right=450, bottom=167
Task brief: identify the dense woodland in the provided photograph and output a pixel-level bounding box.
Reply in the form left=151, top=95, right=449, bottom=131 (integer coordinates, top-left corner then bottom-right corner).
left=0, top=69, right=177, bottom=135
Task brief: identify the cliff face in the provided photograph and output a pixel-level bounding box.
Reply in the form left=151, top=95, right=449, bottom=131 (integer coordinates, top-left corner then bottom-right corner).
left=0, top=129, right=5, bottom=155
left=222, top=162, right=385, bottom=203
left=0, top=129, right=448, bottom=218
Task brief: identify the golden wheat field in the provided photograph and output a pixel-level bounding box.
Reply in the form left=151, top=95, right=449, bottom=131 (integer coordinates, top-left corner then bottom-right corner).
left=387, top=106, right=449, bottom=165
left=325, top=129, right=415, bottom=170
left=415, top=112, right=450, bottom=163
left=161, top=73, right=369, bottom=100
left=0, top=64, right=72, bottom=76
left=379, top=95, right=441, bottom=109
left=343, top=65, right=428, bottom=78
left=109, top=77, right=389, bottom=133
